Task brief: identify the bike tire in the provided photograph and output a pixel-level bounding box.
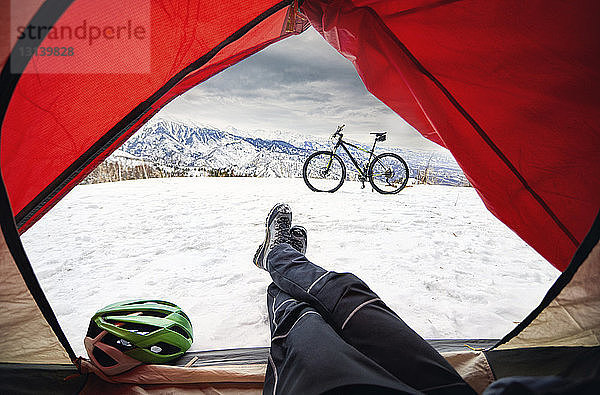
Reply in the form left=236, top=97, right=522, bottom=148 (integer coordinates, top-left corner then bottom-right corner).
left=368, top=152, right=409, bottom=194
left=303, top=151, right=346, bottom=193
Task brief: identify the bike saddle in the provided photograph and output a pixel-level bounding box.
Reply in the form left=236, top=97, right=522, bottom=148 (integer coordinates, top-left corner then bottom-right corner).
left=370, top=131, right=387, bottom=142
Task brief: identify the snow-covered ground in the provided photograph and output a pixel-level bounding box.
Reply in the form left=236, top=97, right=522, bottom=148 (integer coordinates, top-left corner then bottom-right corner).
left=21, top=177, right=559, bottom=357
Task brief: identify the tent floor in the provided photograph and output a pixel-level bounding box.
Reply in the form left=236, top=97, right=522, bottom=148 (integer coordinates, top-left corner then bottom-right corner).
left=0, top=339, right=500, bottom=394
left=0, top=363, right=86, bottom=394
left=5, top=341, right=600, bottom=393
left=174, top=339, right=499, bottom=367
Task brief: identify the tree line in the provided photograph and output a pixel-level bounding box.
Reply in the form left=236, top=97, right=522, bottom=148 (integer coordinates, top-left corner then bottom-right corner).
left=81, top=161, right=257, bottom=184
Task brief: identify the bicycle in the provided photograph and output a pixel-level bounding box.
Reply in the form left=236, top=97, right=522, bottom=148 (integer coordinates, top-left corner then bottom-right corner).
left=302, top=125, right=410, bottom=194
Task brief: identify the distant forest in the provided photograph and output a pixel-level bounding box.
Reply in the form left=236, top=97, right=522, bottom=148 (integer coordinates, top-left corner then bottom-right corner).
left=81, top=160, right=256, bottom=185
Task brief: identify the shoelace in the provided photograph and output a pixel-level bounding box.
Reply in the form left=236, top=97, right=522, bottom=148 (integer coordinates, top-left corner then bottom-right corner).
left=273, top=216, right=291, bottom=244
left=289, top=228, right=305, bottom=252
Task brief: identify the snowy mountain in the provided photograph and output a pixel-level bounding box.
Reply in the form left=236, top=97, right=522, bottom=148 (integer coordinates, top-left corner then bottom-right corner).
left=114, top=118, right=468, bottom=185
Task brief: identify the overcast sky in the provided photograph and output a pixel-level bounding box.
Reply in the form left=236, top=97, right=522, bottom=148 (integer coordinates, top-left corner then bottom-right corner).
left=159, top=28, right=442, bottom=150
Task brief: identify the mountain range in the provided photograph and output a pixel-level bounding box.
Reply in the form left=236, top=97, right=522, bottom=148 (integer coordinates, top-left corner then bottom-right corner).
left=111, top=118, right=469, bottom=186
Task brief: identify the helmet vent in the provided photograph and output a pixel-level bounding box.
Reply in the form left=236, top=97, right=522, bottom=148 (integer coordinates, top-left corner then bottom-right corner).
left=149, top=341, right=181, bottom=355
left=153, top=300, right=176, bottom=307
left=104, top=310, right=168, bottom=318
left=101, top=332, right=135, bottom=352
left=124, top=300, right=176, bottom=307
left=108, top=321, right=161, bottom=335
left=86, top=321, right=103, bottom=339
left=169, top=324, right=191, bottom=340
left=139, top=310, right=168, bottom=318
left=92, top=347, right=118, bottom=367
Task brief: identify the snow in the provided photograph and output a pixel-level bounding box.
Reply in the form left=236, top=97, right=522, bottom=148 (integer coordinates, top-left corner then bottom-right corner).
left=21, top=177, right=560, bottom=357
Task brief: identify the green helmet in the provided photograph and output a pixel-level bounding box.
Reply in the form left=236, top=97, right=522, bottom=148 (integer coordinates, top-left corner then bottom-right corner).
left=85, top=300, right=193, bottom=375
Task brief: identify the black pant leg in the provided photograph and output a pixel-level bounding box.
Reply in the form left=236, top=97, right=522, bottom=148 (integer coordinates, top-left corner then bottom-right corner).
left=264, top=283, right=418, bottom=395
left=267, top=244, right=475, bottom=394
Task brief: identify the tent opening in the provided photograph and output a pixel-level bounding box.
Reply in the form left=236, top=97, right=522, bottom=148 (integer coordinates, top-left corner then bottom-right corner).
left=20, top=27, right=559, bottom=360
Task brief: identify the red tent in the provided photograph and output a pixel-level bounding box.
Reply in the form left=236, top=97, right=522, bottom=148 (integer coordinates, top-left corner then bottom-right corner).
left=1, top=0, right=599, bottom=392
left=2, top=0, right=598, bottom=271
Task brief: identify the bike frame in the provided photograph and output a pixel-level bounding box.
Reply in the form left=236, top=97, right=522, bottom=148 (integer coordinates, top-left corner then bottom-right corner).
left=305, top=125, right=407, bottom=194
left=330, top=137, right=379, bottom=179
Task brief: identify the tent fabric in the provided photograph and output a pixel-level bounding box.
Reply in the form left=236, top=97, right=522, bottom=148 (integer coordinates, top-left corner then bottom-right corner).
left=78, top=358, right=266, bottom=394
left=301, top=0, right=600, bottom=271
left=0, top=1, right=598, bottom=272
left=0, top=174, right=73, bottom=364
left=0, top=363, right=86, bottom=395
left=0, top=0, right=308, bottom=232
left=78, top=358, right=267, bottom=385
left=0, top=231, right=71, bottom=364
left=442, top=351, right=494, bottom=394
left=81, top=377, right=264, bottom=395
left=486, top=346, right=600, bottom=381
left=1, top=0, right=599, bottom=392
left=494, top=210, right=600, bottom=350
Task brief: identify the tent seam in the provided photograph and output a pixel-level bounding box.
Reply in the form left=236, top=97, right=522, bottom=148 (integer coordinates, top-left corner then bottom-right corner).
left=387, top=0, right=465, bottom=18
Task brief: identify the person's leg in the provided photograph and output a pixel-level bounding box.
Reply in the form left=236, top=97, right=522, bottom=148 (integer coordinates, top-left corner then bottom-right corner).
left=264, top=283, right=418, bottom=395
left=267, top=244, right=475, bottom=395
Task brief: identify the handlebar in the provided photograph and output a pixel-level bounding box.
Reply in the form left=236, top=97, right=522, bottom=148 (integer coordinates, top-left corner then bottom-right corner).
left=331, top=124, right=345, bottom=140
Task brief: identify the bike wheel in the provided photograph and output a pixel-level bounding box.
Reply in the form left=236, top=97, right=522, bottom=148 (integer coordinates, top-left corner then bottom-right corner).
left=368, top=153, right=409, bottom=194
left=303, top=151, right=346, bottom=193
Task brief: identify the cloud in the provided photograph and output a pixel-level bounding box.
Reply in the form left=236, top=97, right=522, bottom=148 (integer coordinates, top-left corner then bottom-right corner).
left=159, top=28, right=443, bottom=150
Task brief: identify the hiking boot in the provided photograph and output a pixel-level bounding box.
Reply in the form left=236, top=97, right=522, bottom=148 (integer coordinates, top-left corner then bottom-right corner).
left=253, top=203, right=293, bottom=270
left=290, top=225, right=307, bottom=255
